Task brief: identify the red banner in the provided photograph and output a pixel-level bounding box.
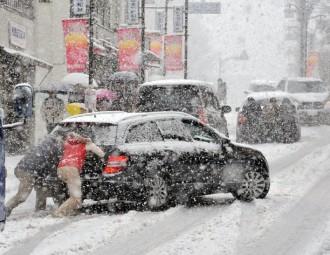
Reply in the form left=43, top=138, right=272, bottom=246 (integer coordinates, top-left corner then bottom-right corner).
left=62, top=18, right=89, bottom=73
left=306, top=52, right=319, bottom=77
left=165, top=35, right=183, bottom=71
left=146, top=32, right=162, bottom=58
left=117, top=28, right=141, bottom=71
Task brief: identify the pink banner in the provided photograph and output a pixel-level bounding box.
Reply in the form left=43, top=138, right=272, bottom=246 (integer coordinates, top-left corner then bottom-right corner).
left=146, top=32, right=162, bottom=58
left=62, top=18, right=89, bottom=73
left=165, top=35, right=183, bottom=71
left=117, top=28, right=141, bottom=71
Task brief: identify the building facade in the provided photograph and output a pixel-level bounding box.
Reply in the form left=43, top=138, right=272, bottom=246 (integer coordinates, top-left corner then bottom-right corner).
left=0, top=0, right=121, bottom=145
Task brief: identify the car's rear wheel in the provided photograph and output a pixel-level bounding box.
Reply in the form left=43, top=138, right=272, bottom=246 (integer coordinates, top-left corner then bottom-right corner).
left=145, top=175, right=170, bottom=210
left=232, top=171, right=268, bottom=201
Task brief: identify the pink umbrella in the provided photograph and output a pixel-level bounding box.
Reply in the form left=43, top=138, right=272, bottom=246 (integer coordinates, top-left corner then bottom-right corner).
left=96, top=89, right=116, bottom=101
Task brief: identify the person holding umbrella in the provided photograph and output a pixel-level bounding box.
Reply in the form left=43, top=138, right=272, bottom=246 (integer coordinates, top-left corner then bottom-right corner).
left=41, top=89, right=65, bottom=133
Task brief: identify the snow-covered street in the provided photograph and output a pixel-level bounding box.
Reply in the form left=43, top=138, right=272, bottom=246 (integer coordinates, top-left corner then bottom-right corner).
left=2, top=120, right=330, bottom=255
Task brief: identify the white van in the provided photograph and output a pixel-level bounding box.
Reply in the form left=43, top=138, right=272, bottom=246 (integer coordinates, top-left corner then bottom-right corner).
left=277, top=77, right=329, bottom=124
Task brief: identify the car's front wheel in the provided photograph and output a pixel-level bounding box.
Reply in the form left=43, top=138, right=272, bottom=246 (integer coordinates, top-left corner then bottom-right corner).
left=232, top=171, right=269, bottom=201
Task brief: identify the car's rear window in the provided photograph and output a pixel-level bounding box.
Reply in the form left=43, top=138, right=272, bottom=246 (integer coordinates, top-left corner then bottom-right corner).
left=54, top=122, right=117, bottom=146
left=138, top=85, right=201, bottom=112
left=287, top=81, right=326, bottom=93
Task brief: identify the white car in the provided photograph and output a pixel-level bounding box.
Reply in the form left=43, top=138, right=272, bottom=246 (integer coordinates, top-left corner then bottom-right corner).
left=276, top=77, right=329, bottom=124
left=244, top=80, right=277, bottom=95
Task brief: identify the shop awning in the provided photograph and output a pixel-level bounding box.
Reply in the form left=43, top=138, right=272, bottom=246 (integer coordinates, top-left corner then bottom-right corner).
left=0, top=46, right=53, bottom=70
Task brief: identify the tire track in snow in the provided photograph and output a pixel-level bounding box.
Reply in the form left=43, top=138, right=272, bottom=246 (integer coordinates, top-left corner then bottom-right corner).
left=234, top=135, right=330, bottom=255
left=237, top=173, right=330, bottom=255
left=93, top=204, right=231, bottom=255
left=2, top=215, right=97, bottom=255
left=269, top=126, right=330, bottom=175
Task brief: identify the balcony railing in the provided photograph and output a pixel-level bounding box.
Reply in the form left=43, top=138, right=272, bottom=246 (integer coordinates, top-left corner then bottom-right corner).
left=0, top=0, right=34, bottom=19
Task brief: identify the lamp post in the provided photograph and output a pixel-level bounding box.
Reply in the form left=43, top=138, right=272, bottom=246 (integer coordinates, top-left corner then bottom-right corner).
left=286, top=0, right=329, bottom=76
left=141, top=0, right=146, bottom=83
left=184, top=0, right=189, bottom=79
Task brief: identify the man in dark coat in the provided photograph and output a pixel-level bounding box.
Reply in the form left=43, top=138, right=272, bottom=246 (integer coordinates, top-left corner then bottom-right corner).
left=0, top=119, right=6, bottom=230
left=262, top=97, right=281, bottom=142
left=5, top=130, right=65, bottom=216
left=278, top=98, right=298, bottom=143
left=242, top=97, right=263, bottom=143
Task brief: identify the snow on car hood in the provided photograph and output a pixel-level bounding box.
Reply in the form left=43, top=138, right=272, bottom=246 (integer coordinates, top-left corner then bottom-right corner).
left=289, top=93, right=329, bottom=103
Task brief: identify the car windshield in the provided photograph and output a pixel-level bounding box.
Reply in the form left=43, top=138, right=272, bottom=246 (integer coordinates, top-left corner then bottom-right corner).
left=287, top=81, right=327, bottom=93
left=250, top=84, right=275, bottom=92
left=138, top=85, right=202, bottom=112
left=53, top=122, right=117, bottom=146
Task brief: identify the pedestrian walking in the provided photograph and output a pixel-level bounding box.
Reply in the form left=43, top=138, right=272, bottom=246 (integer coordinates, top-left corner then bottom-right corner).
left=41, top=91, right=65, bottom=133
left=217, top=78, right=227, bottom=104
left=242, top=97, right=263, bottom=143
left=5, top=130, right=66, bottom=216
left=54, top=132, right=104, bottom=217
left=262, top=97, right=281, bottom=142
left=278, top=98, right=298, bottom=143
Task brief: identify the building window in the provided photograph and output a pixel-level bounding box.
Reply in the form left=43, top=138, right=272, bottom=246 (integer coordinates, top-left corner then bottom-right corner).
left=0, top=0, right=34, bottom=19
left=95, top=0, right=112, bottom=29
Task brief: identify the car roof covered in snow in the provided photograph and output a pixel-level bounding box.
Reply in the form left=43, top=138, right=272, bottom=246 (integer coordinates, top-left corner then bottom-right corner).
left=244, top=91, right=296, bottom=102
left=286, top=77, right=323, bottom=82
left=61, top=111, right=194, bottom=125
left=140, top=79, right=216, bottom=92
left=250, top=79, right=276, bottom=85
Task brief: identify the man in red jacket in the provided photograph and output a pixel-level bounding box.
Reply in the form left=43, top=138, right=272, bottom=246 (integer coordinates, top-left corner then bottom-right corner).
left=54, top=132, right=104, bottom=217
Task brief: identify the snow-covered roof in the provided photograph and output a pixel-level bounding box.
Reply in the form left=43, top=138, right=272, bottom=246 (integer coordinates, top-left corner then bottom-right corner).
left=286, top=77, right=323, bottom=82
left=61, top=111, right=194, bottom=124
left=245, top=91, right=293, bottom=101
left=141, top=79, right=216, bottom=91
left=250, top=80, right=276, bottom=85
left=1, top=46, right=53, bottom=70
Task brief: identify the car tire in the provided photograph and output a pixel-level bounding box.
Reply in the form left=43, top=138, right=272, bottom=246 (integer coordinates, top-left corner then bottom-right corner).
left=232, top=171, right=269, bottom=202
left=144, top=174, right=171, bottom=211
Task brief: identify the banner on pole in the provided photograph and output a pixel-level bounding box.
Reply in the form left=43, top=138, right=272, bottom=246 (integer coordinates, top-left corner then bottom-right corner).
left=306, top=52, right=319, bottom=77
left=146, top=32, right=162, bottom=58
left=165, top=35, right=183, bottom=71
left=127, top=0, right=139, bottom=25
left=62, top=18, right=89, bottom=73
left=173, top=6, right=184, bottom=33
left=117, top=27, right=141, bottom=71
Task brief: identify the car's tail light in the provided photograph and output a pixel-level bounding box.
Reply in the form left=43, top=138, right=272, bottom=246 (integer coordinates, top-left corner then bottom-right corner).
left=238, top=114, right=247, bottom=125
left=198, top=107, right=208, bottom=124
left=103, top=154, right=128, bottom=175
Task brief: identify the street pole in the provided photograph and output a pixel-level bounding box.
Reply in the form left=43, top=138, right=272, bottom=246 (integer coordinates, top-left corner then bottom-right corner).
left=141, top=0, right=146, bottom=83
left=184, top=0, right=188, bottom=79
left=299, top=0, right=309, bottom=77
left=163, top=0, right=169, bottom=77
left=88, top=0, right=94, bottom=87
left=164, top=0, right=169, bottom=35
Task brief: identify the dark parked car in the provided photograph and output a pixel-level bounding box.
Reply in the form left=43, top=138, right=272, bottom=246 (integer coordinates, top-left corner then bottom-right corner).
left=236, top=92, right=301, bottom=143
left=137, top=79, right=231, bottom=137
left=50, top=111, right=270, bottom=210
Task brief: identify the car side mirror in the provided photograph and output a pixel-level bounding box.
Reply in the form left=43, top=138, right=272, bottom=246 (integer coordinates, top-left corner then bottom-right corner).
left=221, top=105, right=232, bottom=114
